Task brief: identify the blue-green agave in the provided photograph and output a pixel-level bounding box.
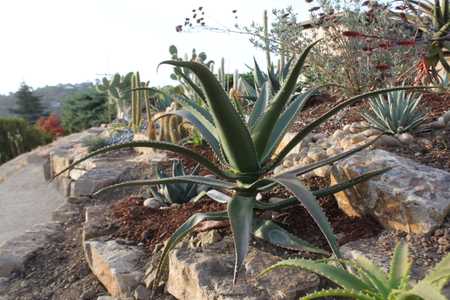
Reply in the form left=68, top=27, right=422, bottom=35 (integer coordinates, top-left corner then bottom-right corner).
left=53, top=40, right=426, bottom=286
left=261, top=241, right=450, bottom=299
left=149, top=160, right=210, bottom=204
left=360, top=89, right=426, bottom=134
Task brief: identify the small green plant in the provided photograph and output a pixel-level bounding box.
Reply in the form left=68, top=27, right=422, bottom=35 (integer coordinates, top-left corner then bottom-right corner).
left=149, top=160, right=209, bottom=204
left=360, top=89, right=426, bottom=135
left=53, top=40, right=427, bottom=287
left=81, top=136, right=111, bottom=153
left=261, top=241, right=450, bottom=300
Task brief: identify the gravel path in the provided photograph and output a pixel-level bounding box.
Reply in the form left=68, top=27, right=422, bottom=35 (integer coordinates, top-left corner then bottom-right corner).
left=0, top=152, right=64, bottom=244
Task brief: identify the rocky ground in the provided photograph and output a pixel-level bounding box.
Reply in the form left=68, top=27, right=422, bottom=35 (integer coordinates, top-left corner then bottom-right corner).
left=0, top=203, right=106, bottom=300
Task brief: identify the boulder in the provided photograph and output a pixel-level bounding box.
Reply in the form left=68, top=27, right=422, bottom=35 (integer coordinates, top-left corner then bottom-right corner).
left=72, top=163, right=136, bottom=197
left=83, top=240, right=145, bottom=298
left=330, top=149, right=450, bottom=234
left=166, top=238, right=320, bottom=300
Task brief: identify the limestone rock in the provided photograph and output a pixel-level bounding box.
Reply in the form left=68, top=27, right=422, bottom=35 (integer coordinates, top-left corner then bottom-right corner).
left=50, top=149, right=72, bottom=177
left=166, top=238, right=320, bottom=300
left=143, top=198, right=162, bottom=209
left=330, top=149, right=450, bottom=234
left=273, top=132, right=302, bottom=157
left=374, top=135, right=401, bottom=147
left=397, top=133, right=414, bottom=144
left=72, top=163, right=136, bottom=196
left=84, top=240, right=145, bottom=298
left=69, top=168, right=86, bottom=181
left=83, top=205, right=115, bottom=241
left=443, top=110, right=450, bottom=124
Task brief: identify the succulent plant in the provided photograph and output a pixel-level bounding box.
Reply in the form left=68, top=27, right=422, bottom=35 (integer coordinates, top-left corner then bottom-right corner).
left=360, top=89, right=426, bottom=135
left=261, top=241, right=450, bottom=300
left=149, top=160, right=209, bottom=204
left=130, top=72, right=149, bottom=133
left=96, top=72, right=133, bottom=120
left=53, top=40, right=427, bottom=287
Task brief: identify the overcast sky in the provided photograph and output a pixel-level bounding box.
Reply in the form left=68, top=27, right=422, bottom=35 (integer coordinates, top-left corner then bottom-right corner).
left=0, top=1, right=308, bottom=94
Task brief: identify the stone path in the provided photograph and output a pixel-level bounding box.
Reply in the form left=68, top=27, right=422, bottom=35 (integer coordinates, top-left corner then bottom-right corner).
left=0, top=152, right=63, bottom=244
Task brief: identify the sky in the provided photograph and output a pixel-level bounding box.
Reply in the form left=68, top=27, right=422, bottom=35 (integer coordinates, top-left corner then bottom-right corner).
left=0, top=1, right=309, bottom=94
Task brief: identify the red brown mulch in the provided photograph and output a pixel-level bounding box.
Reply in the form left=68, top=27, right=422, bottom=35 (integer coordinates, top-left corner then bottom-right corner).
left=422, top=92, right=450, bottom=121
left=111, top=173, right=383, bottom=256
left=262, top=176, right=383, bottom=251
left=111, top=197, right=226, bottom=253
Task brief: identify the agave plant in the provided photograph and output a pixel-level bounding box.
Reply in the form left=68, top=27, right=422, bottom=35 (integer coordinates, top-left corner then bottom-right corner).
left=239, top=57, right=303, bottom=102
left=53, top=40, right=426, bottom=286
left=360, top=89, right=426, bottom=135
left=261, top=241, right=450, bottom=300
left=149, top=160, right=210, bottom=204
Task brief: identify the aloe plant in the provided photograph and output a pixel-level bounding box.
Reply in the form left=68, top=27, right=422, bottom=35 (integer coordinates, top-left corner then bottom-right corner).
left=261, top=241, right=450, bottom=300
left=149, top=160, right=210, bottom=204
left=53, top=40, right=427, bottom=286
left=360, top=89, right=426, bottom=135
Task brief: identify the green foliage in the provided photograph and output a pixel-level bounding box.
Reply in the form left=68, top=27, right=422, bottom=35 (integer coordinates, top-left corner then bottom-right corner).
left=61, top=90, right=112, bottom=134
left=360, top=89, right=426, bottom=134
left=149, top=160, right=210, bottom=204
left=9, top=83, right=46, bottom=123
left=53, top=40, right=428, bottom=287
left=96, top=72, right=133, bottom=119
left=260, top=241, right=450, bottom=300
left=81, top=136, right=111, bottom=153
left=244, top=4, right=420, bottom=95
left=0, top=117, right=51, bottom=164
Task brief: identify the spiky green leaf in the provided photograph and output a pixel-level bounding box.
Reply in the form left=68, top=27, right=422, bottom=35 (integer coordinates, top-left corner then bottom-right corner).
left=227, top=194, right=255, bottom=283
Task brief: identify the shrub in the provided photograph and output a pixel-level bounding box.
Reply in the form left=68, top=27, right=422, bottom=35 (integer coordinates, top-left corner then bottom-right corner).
left=36, top=113, right=64, bottom=139
left=61, top=91, right=112, bottom=134
left=243, top=3, right=420, bottom=96
left=0, top=117, right=51, bottom=164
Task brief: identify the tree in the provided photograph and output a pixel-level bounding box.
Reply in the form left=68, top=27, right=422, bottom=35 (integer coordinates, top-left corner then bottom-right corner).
left=10, top=83, right=46, bottom=123
left=61, top=90, right=112, bottom=134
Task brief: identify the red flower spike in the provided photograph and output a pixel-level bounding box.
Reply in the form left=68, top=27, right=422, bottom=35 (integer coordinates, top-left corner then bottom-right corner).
left=342, top=31, right=363, bottom=37
left=375, top=63, right=391, bottom=71
left=378, top=41, right=393, bottom=49
left=397, top=39, right=416, bottom=46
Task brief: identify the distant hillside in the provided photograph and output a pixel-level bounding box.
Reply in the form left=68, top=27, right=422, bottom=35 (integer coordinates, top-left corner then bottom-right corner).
left=0, top=82, right=94, bottom=117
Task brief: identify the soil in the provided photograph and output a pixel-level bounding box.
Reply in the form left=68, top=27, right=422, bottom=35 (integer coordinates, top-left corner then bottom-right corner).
left=110, top=175, right=383, bottom=258
left=111, top=197, right=226, bottom=253
left=0, top=205, right=107, bottom=300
